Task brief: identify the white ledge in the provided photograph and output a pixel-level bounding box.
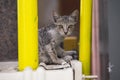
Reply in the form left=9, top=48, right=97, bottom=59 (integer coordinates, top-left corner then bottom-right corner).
left=0, top=60, right=83, bottom=80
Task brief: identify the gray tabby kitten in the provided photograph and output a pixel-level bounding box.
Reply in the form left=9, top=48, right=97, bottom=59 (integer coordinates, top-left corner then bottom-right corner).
left=39, top=10, right=78, bottom=65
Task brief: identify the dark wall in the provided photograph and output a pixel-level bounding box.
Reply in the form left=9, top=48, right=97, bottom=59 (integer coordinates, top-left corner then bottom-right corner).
left=108, top=0, right=120, bottom=80
left=99, top=0, right=109, bottom=80
left=0, top=0, right=17, bottom=61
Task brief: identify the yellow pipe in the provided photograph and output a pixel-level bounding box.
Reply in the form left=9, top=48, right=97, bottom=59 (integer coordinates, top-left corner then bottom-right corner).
left=17, top=0, right=38, bottom=71
left=79, top=0, right=92, bottom=75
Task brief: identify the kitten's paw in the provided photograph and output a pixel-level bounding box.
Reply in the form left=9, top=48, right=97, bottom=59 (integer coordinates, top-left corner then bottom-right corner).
left=61, top=61, right=67, bottom=65
left=60, top=59, right=70, bottom=68
left=57, top=59, right=67, bottom=65
left=63, top=55, right=73, bottom=62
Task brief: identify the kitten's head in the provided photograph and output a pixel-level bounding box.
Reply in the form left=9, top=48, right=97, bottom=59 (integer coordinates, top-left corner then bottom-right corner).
left=53, top=10, right=79, bottom=37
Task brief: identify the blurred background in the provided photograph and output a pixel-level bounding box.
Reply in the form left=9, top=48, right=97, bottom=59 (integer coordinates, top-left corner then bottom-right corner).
left=0, top=0, right=120, bottom=80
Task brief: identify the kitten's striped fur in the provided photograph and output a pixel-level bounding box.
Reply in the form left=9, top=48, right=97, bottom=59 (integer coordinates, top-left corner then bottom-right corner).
left=39, top=10, right=78, bottom=65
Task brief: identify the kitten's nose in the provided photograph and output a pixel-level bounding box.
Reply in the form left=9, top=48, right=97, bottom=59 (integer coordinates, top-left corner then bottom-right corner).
left=64, top=32, right=67, bottom=35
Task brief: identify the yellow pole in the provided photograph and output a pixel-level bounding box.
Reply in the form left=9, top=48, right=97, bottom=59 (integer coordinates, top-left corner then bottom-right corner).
left=79, top=0, right=92, bottom=75
left=17, top=0, right=38, bottom=71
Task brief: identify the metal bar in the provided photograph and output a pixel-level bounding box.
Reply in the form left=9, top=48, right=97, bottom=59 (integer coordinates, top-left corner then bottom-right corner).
left=17, top=0, right=38, bottom=71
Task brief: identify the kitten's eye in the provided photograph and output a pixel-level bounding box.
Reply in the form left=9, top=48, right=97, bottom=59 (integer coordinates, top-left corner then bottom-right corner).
left=68, top=25, right=73, bottom=28
left=58, top=25, right=63, bottom=29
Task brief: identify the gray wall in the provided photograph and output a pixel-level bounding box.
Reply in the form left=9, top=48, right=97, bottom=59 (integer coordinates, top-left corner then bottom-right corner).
left=108, top=0, right=120, bottom=80
left=0, top=0, right=17, bottom=61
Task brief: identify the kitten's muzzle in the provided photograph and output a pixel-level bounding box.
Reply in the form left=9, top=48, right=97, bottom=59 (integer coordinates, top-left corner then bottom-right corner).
left=64, top=32, right=67, bottom=35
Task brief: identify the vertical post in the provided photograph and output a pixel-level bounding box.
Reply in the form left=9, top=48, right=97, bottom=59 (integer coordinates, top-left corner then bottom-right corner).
left=92, top=0, right=101, bottom=80
left=17, top=0, right=38, bottom=70
left=79, top=0, right=92, bottom=75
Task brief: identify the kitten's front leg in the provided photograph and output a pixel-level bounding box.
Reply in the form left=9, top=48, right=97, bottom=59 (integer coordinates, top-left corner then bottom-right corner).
left=56, top=46, right=73, bottom=62
left=45, top=43, right=66, bottom=65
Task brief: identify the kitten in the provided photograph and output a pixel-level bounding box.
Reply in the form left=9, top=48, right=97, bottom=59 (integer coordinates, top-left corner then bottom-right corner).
left=39, top=10, right=79, bottom=65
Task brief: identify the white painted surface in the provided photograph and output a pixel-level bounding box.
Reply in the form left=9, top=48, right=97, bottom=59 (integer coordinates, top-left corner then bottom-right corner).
left=0, top=72, right=23, bottom=80
left=0, top=61, right=82, bottom=80
left=45, top=68, right=73, bottom=80
left=71, top=60, right=82, bottom=80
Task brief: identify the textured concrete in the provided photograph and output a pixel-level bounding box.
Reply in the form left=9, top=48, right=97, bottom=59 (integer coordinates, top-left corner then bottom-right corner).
left=0, top=0, right=17, bottom=61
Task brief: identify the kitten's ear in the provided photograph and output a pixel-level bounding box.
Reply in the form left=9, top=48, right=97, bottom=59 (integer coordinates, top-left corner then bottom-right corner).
left=53, top=10, right=59, bottom=22
left=70, top=10, right=79, bottom=21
